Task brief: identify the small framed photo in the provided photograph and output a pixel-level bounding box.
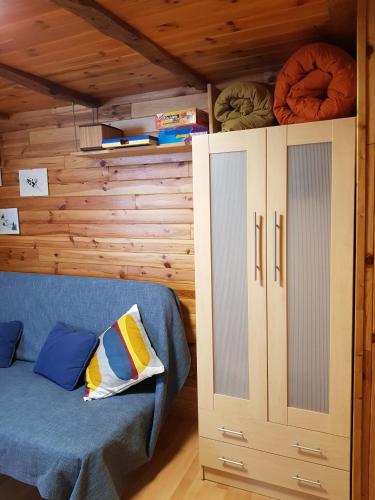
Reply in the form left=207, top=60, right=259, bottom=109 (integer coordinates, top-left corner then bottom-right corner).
left=19, top=168, right=49, bottom=197
left=0, top=208, right=20, bottom=235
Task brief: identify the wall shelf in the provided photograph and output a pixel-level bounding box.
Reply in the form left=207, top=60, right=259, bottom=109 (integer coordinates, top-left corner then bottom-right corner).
left=71, top=143, right=192, bottom=159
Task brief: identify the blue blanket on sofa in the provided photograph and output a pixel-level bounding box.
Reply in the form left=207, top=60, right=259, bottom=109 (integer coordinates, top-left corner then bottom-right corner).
left=0, top=272, right=190, bottom=500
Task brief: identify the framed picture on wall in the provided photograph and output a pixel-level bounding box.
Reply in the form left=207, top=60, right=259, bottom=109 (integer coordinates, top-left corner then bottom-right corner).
left=0, top=208, right=20, bottom=235
left=19, top=168, right=49, bottom=197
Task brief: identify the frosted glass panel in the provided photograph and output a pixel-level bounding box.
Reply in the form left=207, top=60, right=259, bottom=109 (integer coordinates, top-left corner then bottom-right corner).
left=287, top=143, right=331, bottom=413
left=210, top=152, right=249, bottom=399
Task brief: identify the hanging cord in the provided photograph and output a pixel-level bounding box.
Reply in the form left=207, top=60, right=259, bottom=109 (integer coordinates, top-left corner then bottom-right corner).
left=72, top=102, right=79, bottom=151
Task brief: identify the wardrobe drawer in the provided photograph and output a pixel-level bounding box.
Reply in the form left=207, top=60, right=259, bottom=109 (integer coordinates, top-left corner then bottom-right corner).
left=200, top=437, right=350, bottom=500
left=199, top=409, right=350, bottom=470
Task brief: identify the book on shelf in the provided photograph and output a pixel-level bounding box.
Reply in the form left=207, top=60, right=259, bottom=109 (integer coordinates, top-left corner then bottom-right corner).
left=101, top=138, right=128, bottom=148
left=102, top=135, right=159, bottom=149
left=126, top=135, right=159, bottom=146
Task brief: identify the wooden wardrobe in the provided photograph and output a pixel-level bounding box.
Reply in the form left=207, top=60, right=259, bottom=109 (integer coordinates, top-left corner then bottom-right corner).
left=193, top=118, right=355, bottom=500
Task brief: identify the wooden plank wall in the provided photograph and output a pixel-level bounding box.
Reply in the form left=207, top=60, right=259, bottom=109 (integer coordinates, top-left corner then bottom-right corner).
left=0, top=89, right=208, bottom=416
left=353, top=0, right=375, bottom=498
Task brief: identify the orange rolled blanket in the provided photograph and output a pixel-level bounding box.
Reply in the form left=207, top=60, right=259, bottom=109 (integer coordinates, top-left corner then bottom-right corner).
left=273, top=43, right=356, bottom=125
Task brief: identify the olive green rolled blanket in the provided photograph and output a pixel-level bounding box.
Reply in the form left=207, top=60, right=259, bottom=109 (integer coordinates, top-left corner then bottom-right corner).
left=214, top=82, right=275, bottom=131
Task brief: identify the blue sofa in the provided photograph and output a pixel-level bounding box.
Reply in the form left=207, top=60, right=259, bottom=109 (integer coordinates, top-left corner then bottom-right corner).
left=0, top=272, right=190, bottom=500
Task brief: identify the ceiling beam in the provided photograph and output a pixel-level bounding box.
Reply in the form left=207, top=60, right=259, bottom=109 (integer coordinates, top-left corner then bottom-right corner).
left=51, top=0, right=207, bottom=91
left=0, top=63, right=100, bottom=108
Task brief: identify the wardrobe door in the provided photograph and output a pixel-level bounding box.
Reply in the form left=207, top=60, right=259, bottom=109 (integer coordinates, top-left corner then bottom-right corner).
left=267, top=118, right=355, bottom=437
left=193, top=129, right=267, bottom=420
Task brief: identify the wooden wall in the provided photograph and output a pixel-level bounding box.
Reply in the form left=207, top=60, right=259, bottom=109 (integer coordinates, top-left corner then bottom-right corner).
left=353, top=0, right=375, bottom=498
left=0, top=88, right=207, bottom=415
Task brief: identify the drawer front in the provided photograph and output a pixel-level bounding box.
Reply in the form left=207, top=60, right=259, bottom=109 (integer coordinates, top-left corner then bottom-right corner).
left=199, top=409, right=350, bottom=470
left=200, top=437, right=350, bottom=500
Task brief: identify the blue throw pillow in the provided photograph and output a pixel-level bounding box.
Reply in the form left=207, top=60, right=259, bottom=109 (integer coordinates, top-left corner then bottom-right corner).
left=34, top=322, right=98, bottom=391
left=0, top=321, right=23, bottom=368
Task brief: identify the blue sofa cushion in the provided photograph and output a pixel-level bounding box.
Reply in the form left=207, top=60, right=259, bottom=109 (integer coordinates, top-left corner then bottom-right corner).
left=34, top=322, right=98, bottom=390
left=0, top=320, right=23, bottom=368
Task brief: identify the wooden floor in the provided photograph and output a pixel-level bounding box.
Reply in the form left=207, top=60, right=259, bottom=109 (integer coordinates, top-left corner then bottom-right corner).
left=0, top=414, right=269, bottom=500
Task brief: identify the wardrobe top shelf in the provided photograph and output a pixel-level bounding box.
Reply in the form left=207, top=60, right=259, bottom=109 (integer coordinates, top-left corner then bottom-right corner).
left=71, top=143, right=192, bottom=159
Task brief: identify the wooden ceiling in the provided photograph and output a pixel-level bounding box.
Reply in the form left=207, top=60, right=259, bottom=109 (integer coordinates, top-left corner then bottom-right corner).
left=0, top=0, right=356, bottom=114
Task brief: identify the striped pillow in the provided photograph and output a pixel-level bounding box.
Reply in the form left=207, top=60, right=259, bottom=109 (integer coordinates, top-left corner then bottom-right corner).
left=84, top=305, right=164, bottom=401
